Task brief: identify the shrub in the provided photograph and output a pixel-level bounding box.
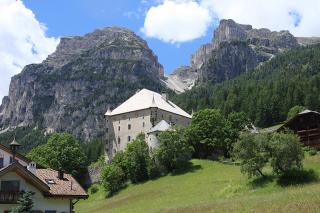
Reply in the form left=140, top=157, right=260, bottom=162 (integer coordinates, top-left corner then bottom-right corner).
left=11, top=191, right=34, bottom=213
left=147, top=156, right=162, bottom=179
left=309, top=148, right=318, bottom=156
left=124, top=133, right=151, bottom=183
left=277, top=168, right=319, bottom=186
left=110, top=151, right=128, bottom=180
left=155, top=127, right=194, bottom=173
left=269, top=132, right=304, bottom=175
left=101, top=164, right=126, bottom=197
left=233, top=133, right=269, bottom=178
left=90, top=185, right=99, bottom=194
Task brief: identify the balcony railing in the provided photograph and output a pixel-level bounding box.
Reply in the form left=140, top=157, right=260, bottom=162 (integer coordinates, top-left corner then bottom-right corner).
left=0, top=191, right=21, bottom=204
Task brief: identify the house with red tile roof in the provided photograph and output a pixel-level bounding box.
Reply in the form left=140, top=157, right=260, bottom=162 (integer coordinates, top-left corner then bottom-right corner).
left=0, top=139, right=88, bottom=213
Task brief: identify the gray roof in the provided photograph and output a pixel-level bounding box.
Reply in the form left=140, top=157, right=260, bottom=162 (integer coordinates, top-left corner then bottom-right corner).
left=148, top=120, right=171, bottom=134
left=105, top=89, right=191, bottom=118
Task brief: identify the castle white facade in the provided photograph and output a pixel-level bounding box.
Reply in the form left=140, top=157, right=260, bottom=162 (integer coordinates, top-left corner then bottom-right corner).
left=104, top=89, right=192, bottom=162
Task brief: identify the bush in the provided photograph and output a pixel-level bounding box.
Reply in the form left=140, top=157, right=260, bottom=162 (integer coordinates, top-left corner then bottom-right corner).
left=147, top=156, right=162, bottom=179
left=233, top=133, right=269, bottom=178
left=110, top=151, right=128, bottom=179
left=101, top=164, right=126, bottom=197
left=155, top=127, right=194, bottom=173
left=124, top=134, right=151, bottom=183
left=309, top=148, right=318, bottom=156
left=269, top=132, right=304, bottom=175
left=287, top=105, right=306, bottom=120
left=11, top=191, right=35, bottom=213
left=277, top=168, right=319, bottom=186
left=90, top=185, right=99, bottom=194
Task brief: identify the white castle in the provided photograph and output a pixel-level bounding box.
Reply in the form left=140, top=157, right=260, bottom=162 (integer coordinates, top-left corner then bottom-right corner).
left=104, top=89, right=192, bottom=162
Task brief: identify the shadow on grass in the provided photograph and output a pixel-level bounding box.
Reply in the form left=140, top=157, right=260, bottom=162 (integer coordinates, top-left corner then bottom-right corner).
left=277, top=168, right=319, bottom=187
left=171, top=161, right=202, bottom=176
left=248, top=175, right=275, bottom=189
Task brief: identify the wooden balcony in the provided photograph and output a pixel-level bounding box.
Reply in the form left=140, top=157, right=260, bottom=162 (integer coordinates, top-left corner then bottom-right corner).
left=297, top=128, right=320, bottom=148
left=0, top=191, right=21, bottom=204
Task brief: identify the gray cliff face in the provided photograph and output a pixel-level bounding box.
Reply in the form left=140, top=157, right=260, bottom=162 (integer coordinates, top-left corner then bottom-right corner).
left=169, top=19, right=299, bottom=87
left=162, top=66, right=198, bottom=94
left=0, top=27, right=164, bottom=140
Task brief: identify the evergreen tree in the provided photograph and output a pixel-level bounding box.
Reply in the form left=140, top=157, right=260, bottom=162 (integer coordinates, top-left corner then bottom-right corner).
left=11, top=191, right=34, bottom=213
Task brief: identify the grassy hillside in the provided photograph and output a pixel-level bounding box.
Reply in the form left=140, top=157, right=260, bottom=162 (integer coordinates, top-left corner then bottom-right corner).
left=76, top=155, right=320, bottom=213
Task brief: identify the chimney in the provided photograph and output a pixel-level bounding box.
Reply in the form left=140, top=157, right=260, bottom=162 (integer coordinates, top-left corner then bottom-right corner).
left=27, top=162, right=37, bottom=174
left=161, top=93, right=168, bottom=102
left=58, top=170, right=64, bottom=180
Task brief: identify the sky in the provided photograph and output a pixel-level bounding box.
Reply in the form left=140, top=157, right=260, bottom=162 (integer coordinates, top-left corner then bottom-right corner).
left=1, top=0, right=320, bottom=101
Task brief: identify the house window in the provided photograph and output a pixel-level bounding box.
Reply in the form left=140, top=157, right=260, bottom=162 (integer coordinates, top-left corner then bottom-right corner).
left=0, top=158, right=3, bottom=169
left=143, top=122, right=145, bottom=127
left=128, top=124, right=131, bottom=130
left=118, top=126, right=120, bottom=131
left=128, top=136, right=131, bottom=142
left=45, top=179, right=56, bottom=184
left=1, top=180, right=20, bottom=192
left=118, top=137, right=121, bottom=144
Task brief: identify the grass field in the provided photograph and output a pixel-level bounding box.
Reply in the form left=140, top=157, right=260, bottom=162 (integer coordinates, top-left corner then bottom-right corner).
left=76, top=154, right=320, bottom=213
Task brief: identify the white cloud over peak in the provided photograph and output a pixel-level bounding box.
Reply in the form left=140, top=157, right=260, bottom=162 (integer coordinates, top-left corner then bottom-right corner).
left=142, top=0, right=320, bottom=43
left=0, top=0, right=59, bottom=101
left=141, top=0, right=213, bottom=43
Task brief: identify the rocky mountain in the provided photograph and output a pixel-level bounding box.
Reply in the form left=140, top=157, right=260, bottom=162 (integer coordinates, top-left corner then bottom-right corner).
left=166, top=19, right=300, bottom=91
left=0, top=27, right=164, bottom=140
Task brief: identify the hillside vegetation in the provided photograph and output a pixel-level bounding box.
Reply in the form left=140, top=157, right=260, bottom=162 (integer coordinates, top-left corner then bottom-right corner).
left=76, top=155, right=320, bottom=213
left=173, top=44, right=320, bottom=128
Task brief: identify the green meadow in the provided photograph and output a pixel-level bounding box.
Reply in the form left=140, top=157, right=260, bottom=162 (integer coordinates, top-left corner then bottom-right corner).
left=76, top=155, right=320, bottom=213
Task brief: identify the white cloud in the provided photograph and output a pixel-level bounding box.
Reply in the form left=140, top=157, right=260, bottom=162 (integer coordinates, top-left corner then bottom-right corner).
left=142, top=0, right=320, bottom=43
left=141, top=0, right=213, bottom=43
left=0, top=0, right=59, bottom=101
left=202, top=0, right=320, bottom=37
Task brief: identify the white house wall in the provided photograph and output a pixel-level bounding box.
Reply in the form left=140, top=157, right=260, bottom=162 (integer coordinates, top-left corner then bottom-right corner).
left=0, top=172, right=70, bottom=213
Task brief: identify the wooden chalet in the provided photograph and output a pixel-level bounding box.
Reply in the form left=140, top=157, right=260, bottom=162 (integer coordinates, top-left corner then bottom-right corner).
left=278, top=110, right=320, bottom=148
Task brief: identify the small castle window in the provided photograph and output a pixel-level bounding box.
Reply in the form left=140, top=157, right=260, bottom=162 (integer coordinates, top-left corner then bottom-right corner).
left=128, top=124, right=131, bottom=130
left=106, top=128, right=109, bottom=133
left=143, top=122, right=145, bottom=127
left=128, top=136, right=131, bottom=142
left=118, top=137, right=121, bottom=144
left=118, top=126, right=120, bottom=131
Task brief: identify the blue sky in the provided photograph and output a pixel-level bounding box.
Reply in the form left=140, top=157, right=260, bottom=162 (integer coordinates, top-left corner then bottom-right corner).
left=24, top=0, right=217, bottom=74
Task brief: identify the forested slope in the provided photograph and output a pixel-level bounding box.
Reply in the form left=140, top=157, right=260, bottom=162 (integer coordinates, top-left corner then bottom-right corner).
left=173, top=44, right=320, bottom=127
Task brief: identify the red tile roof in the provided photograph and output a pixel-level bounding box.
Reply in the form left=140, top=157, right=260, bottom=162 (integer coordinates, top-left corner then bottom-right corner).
left=36, top=169, right=88, bottom=198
